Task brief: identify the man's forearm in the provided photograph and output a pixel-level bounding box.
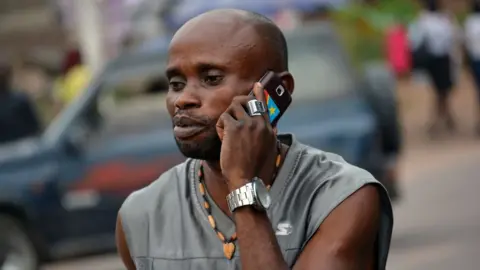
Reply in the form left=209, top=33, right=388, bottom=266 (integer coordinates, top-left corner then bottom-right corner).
left=234, top=207, right=289, bottom=270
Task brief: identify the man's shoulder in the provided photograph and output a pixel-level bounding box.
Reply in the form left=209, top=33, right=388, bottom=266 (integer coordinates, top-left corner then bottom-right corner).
left=118, top=159, right=193, bottom=256
left=119, top=159, right=191, bottom=217
left=297, top=142, right=386, bottom=210
left=291, top=141, right=388, bottom=214
left=291, top=142, right=393, bottom=258
left=295, top=142, right=377, bottom=186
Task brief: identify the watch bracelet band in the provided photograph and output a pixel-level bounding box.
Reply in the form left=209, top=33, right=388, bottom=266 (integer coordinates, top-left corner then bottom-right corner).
left=227, top=182, right=256, bottom=212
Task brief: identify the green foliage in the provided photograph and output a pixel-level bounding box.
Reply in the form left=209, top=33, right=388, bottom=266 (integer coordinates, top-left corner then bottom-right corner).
left=331, top=0, right=419, bottom=66
left=374, top=0, right=420, bottom=26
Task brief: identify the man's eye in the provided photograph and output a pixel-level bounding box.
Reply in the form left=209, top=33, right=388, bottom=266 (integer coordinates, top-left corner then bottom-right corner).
left=169, top=81, right=185, bottom=91
left=204, top=75, right=223, bottom=86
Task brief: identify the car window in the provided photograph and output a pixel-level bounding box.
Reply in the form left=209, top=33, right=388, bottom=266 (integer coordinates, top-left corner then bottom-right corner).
left=286, top=28, right=356, bottom=102
left=90, top=71, right=170, bottom=141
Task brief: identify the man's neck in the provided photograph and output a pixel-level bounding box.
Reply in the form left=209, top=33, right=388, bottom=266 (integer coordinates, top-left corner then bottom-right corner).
left=203, top=145, right=288, bottom=215
left=203, top=161, right=231, bottom=204
left=204, top=145, right=282, bottom=187
left=201, top=144, right=288, bottom=216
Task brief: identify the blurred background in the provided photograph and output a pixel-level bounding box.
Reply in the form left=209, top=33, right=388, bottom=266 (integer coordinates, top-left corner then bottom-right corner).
left=0, top=0, right=479, bottom=269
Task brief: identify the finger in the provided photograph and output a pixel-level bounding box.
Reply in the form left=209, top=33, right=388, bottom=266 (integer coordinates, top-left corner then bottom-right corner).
left=216, top=114, right=225, bottom=141
left=227, top=96, right=253, bottom=121
left=216, top=111, right=240, bottom=133
left=252, top=82, right=266, bottom=104
left=252, top=82, right=270, bottom=124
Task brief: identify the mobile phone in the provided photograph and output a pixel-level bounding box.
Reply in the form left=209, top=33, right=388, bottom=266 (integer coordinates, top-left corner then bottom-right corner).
left=250, top=71, right=292, bottom=127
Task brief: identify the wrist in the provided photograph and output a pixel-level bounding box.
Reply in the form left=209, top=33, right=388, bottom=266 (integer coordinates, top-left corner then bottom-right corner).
left=227, top=177, right=251, bottom=192
left=232, top=205, right=258, bottom=216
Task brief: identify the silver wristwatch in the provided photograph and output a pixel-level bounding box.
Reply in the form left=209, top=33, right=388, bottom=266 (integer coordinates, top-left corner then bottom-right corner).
left=226, top=177, right=272, bottom=213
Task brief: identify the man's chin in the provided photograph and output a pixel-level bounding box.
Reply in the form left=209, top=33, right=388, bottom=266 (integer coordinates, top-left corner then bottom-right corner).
left=174, top=137, right=221, bottom=161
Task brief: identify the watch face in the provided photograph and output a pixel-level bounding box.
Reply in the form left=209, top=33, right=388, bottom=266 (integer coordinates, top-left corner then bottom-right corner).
left=253, top=178, right=272, bottom=210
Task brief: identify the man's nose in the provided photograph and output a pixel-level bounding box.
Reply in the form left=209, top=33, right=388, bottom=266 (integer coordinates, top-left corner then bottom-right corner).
left=174, top=86, right=201, bottom=110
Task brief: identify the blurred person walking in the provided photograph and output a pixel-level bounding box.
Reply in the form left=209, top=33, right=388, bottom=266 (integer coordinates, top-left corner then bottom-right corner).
left=386, top=23, right=411, bottom=79
left=410, top=0, right=457, bottom=136
left=464, top=0, right=480, bottom=135
left=0, top=63, right=41, bottom=144
left=52, top=46, right=92, bottom=110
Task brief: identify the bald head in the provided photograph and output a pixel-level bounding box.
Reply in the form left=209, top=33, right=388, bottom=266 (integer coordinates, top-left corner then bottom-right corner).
left=170, top=9, right=288, bottom=72
left=165, top=9, right=294, bottom=161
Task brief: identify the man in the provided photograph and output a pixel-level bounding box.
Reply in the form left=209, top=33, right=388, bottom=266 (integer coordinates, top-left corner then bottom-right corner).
left=0, top=63, right=41, bottom=144
left=116, top=9, right=393, bottom=270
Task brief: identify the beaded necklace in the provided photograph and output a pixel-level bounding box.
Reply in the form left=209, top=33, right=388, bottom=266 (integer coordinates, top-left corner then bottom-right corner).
left=197, top=141, right=282, bottom=260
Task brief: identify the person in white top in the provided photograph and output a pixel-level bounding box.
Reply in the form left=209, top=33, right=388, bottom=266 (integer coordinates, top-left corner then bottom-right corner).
left=464, top=0, right=480, bottom=135
left=410, top=0, right=457, bottom=135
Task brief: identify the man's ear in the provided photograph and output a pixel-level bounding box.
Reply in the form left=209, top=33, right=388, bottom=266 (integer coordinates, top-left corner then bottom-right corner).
left=278, top=71, right=295, bottom=95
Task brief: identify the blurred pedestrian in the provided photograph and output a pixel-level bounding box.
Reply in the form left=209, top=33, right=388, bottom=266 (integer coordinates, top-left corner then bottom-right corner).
left=464, top=0, right=480, bottom=135
left=61, top=46, right=82, bottom=76
left=386, top=22, right=411, bottom=79
left=410, top=0, right=457, bottom=136
left=0, top=63, right=41, bottom=144
left=52, top=46, right=92, bottom=111
left=116, top=9, right=393, bottom=270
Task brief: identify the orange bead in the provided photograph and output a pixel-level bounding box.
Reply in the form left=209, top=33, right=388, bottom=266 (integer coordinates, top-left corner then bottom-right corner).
left=204, top=201, right=210, bottom=209
left=276, top=154, right=281, bottom=167
left=217, top=232, right=225, bottom=242
left=199, top=183, right=205, bottom=195
left=208, top=215, right=216, bottom=228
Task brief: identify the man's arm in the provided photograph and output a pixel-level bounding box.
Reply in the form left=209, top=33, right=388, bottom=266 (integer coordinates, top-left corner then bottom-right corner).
left=234, top=207, right=289, bottom=270
left=293, top=185, right=381, bottom=270
left=234, top=184, right=381, bottom=270
left=115, top=215, right=136, bottom=270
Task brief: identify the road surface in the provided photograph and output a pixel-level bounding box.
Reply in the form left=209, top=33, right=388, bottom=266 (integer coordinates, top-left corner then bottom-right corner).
left=387, top=140, right=480, bottom=270
left=43, top=140, right=480, bottom=270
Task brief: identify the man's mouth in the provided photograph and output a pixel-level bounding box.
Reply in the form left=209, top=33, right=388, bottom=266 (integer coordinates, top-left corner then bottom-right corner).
left=174, top=125, right=208, bottom=140
left=173, top=115, right=208, bottom=140
left=173, top=115, right=211, bottom=140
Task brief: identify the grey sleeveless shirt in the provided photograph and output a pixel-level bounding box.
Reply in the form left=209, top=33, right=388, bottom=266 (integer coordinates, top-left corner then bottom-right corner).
left=119, top=134, right=393, bottom=269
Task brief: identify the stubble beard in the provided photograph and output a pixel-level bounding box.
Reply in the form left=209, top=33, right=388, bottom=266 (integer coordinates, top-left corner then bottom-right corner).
left=174, top=127, right=222, bottom=161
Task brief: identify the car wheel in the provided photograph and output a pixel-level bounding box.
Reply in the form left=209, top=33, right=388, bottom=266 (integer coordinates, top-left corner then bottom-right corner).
left=0, top=214, right=39, bottom=270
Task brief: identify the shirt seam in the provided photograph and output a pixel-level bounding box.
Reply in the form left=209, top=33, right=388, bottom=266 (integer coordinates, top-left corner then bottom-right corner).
left=271, top=144, right=307, bottom=206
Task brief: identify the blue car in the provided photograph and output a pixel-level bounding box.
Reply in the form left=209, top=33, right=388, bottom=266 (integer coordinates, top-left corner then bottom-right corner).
left=0, top=22, right=400, bottom=269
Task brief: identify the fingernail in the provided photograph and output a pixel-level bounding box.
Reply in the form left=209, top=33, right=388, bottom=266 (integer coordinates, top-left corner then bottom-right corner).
left=255, top=82, right=263, bottom=88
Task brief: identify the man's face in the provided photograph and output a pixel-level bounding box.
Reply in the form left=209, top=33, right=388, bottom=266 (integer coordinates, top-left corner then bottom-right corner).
left=165, top=15, right=267, bottom=161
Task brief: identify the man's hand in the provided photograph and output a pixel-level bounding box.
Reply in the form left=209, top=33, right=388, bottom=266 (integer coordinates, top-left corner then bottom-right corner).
left=216, top=82, right=276, bottom=190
